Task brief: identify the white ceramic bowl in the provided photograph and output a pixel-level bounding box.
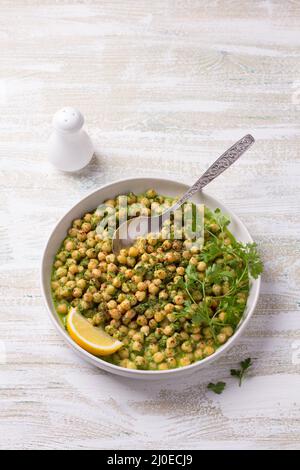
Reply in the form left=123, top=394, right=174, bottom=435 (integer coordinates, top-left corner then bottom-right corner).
left=41, top=177, right=261, bottom=379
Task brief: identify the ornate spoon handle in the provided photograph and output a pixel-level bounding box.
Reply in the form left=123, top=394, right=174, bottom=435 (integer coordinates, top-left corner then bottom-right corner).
left=163, top=134, right=255, bottom=218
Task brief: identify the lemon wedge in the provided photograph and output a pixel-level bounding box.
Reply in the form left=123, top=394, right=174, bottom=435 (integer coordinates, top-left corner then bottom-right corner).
left=66, top=308, right=122, bottom=356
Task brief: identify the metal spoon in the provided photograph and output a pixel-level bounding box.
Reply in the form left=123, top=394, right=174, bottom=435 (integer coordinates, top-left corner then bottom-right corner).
left=112, top=134, right=255, bottom=255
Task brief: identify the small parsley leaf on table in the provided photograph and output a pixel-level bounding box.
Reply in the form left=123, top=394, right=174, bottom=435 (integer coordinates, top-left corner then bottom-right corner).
left=207, top=382, right=226, bottom=395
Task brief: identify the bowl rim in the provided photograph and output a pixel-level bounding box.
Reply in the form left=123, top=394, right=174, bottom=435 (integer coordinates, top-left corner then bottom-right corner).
left=40, top=176, right=261, bottom=378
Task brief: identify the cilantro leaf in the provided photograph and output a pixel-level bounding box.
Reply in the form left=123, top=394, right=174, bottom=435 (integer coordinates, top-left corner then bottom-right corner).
left=207, top=382, right=226, bottom=395
left=206, top=264, right=235, bottom=284
left=213, top=208, right=230, bottom=231
left=243, top=243, right=263, bottom=279
left=230, top=357, right=253, bottom=387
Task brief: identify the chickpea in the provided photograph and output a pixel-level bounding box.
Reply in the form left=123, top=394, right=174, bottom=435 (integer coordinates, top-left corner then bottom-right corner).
left=212, top=284, right=222, bottom=296
left=126, top=257, right=136, bottom=267
left=79, top=300, right=89, bottom=311
left=166, top=336, right=177, bottom=349
left=56, top=267, right=67, bottom=279
left=203, top=345, right=215, bottom=356
left=91, top=268, right=102, bottom=279
left=174, top=295, right=184, bottom=305
left=107, top=263, right=118, bottom=273
left=72, top=287, right=82, bottom=298
left=221, top=326, right=234, bottom=337
left=132, top=341, right=143, bottom=352
left=162, top=240, right=172, bottom=251
left=210, top=223, right=219, bottom=233
left=92, top=292, right=102, bottom=303
left=154, top=311, right=165, bottom=323
left=179, top=331, right=189, bottom=341
left=158, top=290, right=168, bottom=300
left=189, top=256, right=198, bottom=266
left=158, top=363, right=168, bottom=370
left=102, top=241, right=112, bottom=253
left=163, top=325, right=174, bottom=336
left=144, top=309, right=153, bottom=320
left=123, top=309, right=136, bottom=322
left=106, top=285, right=115, bottom=296
left=120, top=359, right=129, bottom=368
left=218, top=311, right=226, bottom=322
left=107, top=300, right=117, bottom=310
left=148, top=283, right=159, bottom=295
left=145, top=189, right=157, bottom=198
left=179, top=356, right=191, bottom=367
left=135, top=356, right=146, bottom=368
left=128, top=320, right=138, bottom=330
left=69, top=264, right=79, bottom=275
left=68, top=228, right=77, bottom=237
left=149, top=319, right=158, bottom=329
left=128, top=329, right=135, bottom=338
left=197, top=261, right=207, bottom=272
left=57, top=303, right=68, bottom=315
left=203, top=327, right=213, bottom=339
left=120, top=299, right=131, bottom=312
left=135, top=290, right=146, bottom=302
left=117, top=293, right=126, bottom=303
left=137, top=282, right=147, bottom=291
left=125, top=269, right=134, bottom=279
left=86, top=238, right=96, bottom=248
left=92, top=313, right=102, bottom=326
left=176, top=266, right=185, bottom=276
left=136, top=315, right=147, bottom=326
left=181, top=341, right=193, bottom=353
left=128, top=246, right=138, bottom=257
left=65, top=240, right=75, bottom=252
left=140, top=325, right=150, bottom=336
left=154, top=269, right=167, bottom=280
left=51, top=281, right=59, bottom=290
left=112, top=277, right=121, bottom=288
left=222, top=283, right=230, bottom=295
left=88, top=260, right=98, bottom=270
left=181, top=250, right=190, bottom=260
left=194, top=349, right=203, bottom=360
left=97, top=252, right=106, bottom=262
left=148, top=343, right=159, bottom=354
left=165, top=252, right=178, bottom=264
left=167, top=357, right=177, bottom=368
left=119, top=348, right=129, bottom=359
left=110, top=319, right=121, bottom=329
left=132, top=275, right=143, bottom=284
left=165, top=348, right=175, bottom=358
left=126, top=361, right=137, bottom=369
left=217, top=333, right=227, bottom=344
left=110, top=309, right=121, bottom=320
left=83, top=291, right=93, bottom=303
left=153, top=352, right=165, bottom=364
left=164, top=303, right=174, bottom=313
left=99, top=261, right=107, bottom=272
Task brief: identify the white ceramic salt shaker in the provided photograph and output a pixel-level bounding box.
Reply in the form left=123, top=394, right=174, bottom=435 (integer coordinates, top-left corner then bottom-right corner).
left=48, top=107, right=94, bottom=172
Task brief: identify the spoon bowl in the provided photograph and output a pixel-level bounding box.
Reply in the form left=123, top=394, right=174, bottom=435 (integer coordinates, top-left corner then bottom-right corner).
left=113, top=134, right=254, bottom=254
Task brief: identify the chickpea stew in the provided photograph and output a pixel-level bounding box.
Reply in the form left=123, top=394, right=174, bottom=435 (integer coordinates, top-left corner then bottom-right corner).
left=51, top=190, right=263, bottom=371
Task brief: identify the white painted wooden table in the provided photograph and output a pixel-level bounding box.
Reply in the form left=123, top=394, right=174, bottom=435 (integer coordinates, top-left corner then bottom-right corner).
left=0, top=0, right=299, bottom=450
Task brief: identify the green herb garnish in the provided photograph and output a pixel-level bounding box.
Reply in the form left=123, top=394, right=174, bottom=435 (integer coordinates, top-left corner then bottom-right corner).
left=207, top=381, right=226, bottom=394
left=231, top=358, right=253, bottom=386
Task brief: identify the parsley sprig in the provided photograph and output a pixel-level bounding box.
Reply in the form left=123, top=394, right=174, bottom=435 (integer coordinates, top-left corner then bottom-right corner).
left=230, top=357, right=253, bottom=387
left=207, top=358, right=254, bottom=394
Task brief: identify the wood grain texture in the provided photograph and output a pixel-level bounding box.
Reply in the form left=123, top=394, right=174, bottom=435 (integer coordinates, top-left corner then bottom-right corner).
left=0, top=0, right=300, bottom=450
